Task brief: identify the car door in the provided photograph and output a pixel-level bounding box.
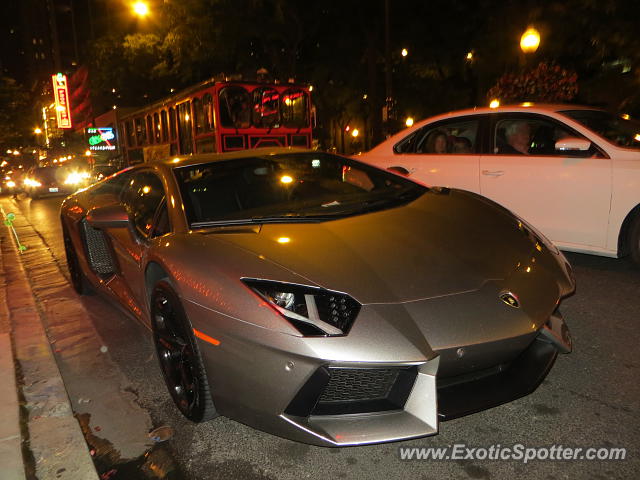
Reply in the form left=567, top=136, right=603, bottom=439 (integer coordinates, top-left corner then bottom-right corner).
left=387, top=115, right=485, bottom=192
left=480, top=113, right=612, bottom=248
left=107, top=170, right=169, bottom=322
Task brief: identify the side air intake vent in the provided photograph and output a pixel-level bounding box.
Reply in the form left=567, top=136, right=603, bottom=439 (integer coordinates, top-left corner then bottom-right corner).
left=81, top=220, right=116, bottom=274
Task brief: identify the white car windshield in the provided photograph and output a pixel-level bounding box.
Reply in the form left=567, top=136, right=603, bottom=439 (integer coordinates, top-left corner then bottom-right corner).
left=562, top=110, right=640, bottom=149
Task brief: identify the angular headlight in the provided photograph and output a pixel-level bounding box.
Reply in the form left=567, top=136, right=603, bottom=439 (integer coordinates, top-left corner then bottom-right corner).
left=242, top=279, right=361, bottom=337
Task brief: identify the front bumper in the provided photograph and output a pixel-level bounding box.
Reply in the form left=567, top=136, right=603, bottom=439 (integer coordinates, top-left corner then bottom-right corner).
left=438, top=336, right=557, bottom=420
left=187, top=297, right=571, bottom=447
left=438, top=310, right=571, bottom=420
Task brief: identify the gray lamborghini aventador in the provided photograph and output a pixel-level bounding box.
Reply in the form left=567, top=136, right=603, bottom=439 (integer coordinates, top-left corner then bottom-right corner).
left=60, top=148, right=574, bottom=446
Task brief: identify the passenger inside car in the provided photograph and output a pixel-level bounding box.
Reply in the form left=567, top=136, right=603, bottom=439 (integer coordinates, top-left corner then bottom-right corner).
left=498, top=121, right=531, bottom=154
left=452, top=136, right=473, bottom=153
left=423, top=130, right=449, bottom=153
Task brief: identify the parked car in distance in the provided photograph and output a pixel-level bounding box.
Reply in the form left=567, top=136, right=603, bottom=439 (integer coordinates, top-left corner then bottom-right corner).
left=23, top=164, right=91, bottom=199
left=360, top=104, right=640, bottom=266
left=60, top=148, right=574, bottom=446
left=92, top=164, right=121, bottom=182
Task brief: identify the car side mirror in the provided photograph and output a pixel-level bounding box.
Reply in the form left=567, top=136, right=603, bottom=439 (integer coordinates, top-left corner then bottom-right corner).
left=387, top=166, right=410, bottom=176
left=86, top=204, right=130, bottom=229
left=555, top=137, right=591, bottom=152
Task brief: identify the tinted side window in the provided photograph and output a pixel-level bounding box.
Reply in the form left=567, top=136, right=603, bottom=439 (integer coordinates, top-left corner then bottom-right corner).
left=125, top=120, right=135, bottom=147
left=91, top=170, right=132, bottom=196
left=252, top=87, right=280, bottom=128
left=121, top=172, right=166, bottom=239
left=193, top=97, right=204, bottom=135
left=135, top=117, right=146, bottom=145
left=160, top=110, right=168, bottom=142
left=219, top=86, right=251, bottom=128
left=494, top=115, right=594, bottom=156
left=151, top=201, right=170, bottom=238
left=395, top=118, right=480, bottom=154
left=202, top=93, right=214, bottom=132
left=281, top=89, right=308, bottom=128
left=153, top=112, right=161, bottom=143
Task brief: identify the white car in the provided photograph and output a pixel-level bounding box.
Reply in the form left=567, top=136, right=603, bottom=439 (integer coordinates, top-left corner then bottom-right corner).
left=360, top=104, right=640, bottom=265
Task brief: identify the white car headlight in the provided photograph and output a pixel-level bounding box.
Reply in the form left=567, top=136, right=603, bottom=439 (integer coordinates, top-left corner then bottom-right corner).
left=65, top=171, right=91, bottom=185
left=24, top=178, right=41, bottom=187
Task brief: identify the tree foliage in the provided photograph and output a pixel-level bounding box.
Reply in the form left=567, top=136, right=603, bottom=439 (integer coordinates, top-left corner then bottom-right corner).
left=487, top=63, right=578, bottom=103
left=82, top=0, right=640, bottom=149
left=0, top=76, right=32, bottom=149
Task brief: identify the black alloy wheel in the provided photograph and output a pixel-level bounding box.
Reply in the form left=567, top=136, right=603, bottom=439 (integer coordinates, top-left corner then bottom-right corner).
left=151, top=280, right=217, bottom=422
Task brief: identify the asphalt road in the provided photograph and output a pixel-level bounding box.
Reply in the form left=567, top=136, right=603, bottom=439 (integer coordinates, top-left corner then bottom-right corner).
left=8, top=194, right=640, bottom=480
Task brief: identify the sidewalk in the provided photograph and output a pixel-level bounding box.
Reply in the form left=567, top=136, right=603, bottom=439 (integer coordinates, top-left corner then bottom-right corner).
left=0, top=198, right=99, bottom=480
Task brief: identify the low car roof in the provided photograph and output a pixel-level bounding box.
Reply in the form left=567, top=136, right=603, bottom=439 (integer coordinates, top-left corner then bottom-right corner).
left=466, top=103, right=598, bottom=114
left=153, top=147, right=314, bottom=169
left=426, top=103, right=603, bottom=120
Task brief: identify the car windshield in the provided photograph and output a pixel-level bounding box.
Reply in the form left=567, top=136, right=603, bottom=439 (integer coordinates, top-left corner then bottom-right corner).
left=32, top=166, right=63, bottom=182
left=174, top=152, right=426, bottom=227
left=561, top=109, right=640, bottom=149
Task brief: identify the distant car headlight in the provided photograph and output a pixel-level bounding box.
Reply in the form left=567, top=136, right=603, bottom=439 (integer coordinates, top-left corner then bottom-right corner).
left=242, top=279, right=361, bottom=336
left=64, top=171, right=91, bottom=185
left=6, top=180, right=16, bottom=188
left=24, top=178, right=41, bottom=187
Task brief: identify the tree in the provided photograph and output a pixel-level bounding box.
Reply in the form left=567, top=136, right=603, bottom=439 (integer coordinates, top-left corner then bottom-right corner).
left=487, top=63, right=578, bottom=103
left=0, top=76, right=33, bottom=150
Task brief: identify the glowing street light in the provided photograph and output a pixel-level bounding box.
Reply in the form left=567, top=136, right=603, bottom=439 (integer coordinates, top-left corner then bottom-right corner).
left=405, top=117, right=414, bottom=127
left=34, top=127, right=42, bottom=134
left=132, top=1, right=149, bottom=17
left=520, top=27, right=540, bottom=53
left=351, top=129, right=359, bottom=138
left=489, top=99, right=500, bottom=109
left=401, top=48, right=408, bottom=57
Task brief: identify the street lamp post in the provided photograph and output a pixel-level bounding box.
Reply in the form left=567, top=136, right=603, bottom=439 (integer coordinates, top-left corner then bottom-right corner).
left=132, top=1, right=150, bottom=18
left=520, top=27, right=540, bottom=69
left=520, top=27, right=541, bottom=54
left=33, top=128, right=43, bottom=148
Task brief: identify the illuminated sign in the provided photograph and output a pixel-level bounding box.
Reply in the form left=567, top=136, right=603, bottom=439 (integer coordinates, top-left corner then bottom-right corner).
left=86, top=127, right=117, bottom=151
left=51, top=73, right=72, bottom=129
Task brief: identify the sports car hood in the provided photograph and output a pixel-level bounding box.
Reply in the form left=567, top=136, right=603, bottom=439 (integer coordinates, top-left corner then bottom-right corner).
left=197, top=189, right=561, bottom=304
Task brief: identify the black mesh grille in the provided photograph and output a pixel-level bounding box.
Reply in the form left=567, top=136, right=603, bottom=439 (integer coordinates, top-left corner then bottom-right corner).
left=319, top=368, right=399, bottom=403
left=81, top=220, right=116, bottom=274
left=283, top=366, right=418, bottom=416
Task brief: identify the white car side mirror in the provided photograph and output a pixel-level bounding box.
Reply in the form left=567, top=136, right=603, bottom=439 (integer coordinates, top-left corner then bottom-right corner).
left=555, top=137, right=591, bottom=152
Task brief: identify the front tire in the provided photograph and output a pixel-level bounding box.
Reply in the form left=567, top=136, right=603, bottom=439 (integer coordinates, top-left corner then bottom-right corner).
left=63, top=223, right=93, bottom=295
left=151, top=280, right=218, bottom=422
left=629, top=214, right=640, bottom=267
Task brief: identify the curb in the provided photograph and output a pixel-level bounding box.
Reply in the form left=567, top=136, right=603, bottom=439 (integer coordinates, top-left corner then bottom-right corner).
left=0, top=332, right=26, bottom=480
left=0, top=199, right=99, bottom=480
